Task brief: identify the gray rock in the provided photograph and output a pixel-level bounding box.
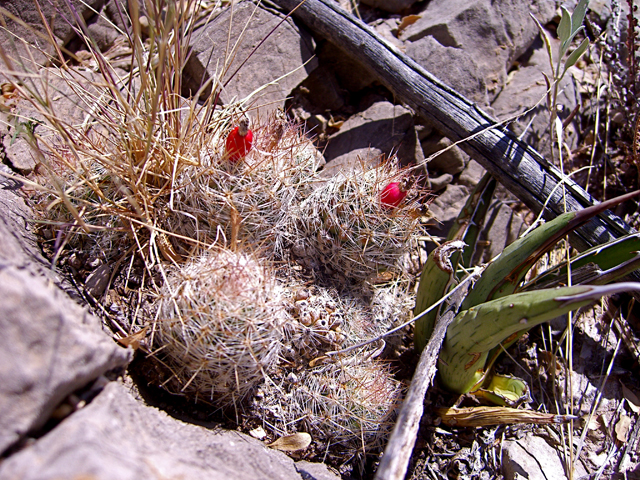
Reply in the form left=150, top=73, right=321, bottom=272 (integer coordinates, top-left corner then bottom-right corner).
left=0, top=381, right=340, bottom=480
left=426, top=183, right=471, bottom=239
left=471, top=200, right=525, bottom=264
left=184, top=1, right=317, bottom=116
left=86, top=2, right=124, bottom=52
left=502, top=435, right=588, bottom=480
left=360, top=0, right=418, bottom=14
left=400, top=0, right=556, bottom=100
left=428, top=173, right=454, bottom=192
left=0, top=189, right=47, bottom=273
left=317, top=41, right=376, bottom=92
left=422, top=135, right=469, bottom=176
left=405, top=36, right=488, bottom=106
left=1, top=68, right=110, bottom=174
left=458, top=159, right=486, bottom=188
left=295, top=460, right=341, bottom=480
left=0, top=0, right=105, bottom=68
left=322, top=100, right=423, bottom=175
left=491, top=63, right=579, bottom=160
left=0, top=265, right=131, bottom=455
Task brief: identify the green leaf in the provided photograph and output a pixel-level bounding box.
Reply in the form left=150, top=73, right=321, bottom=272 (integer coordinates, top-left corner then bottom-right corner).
left=414, top=173, right=496, bottom=351
left=413, top=240, right=465, bottom=351
left=572, top=0, right=589, bottom=35
left=557, top=6, right=572, bottom=53
left=523, top=232, right=640, bottom=290
left=474, top=374, right=528, bottom=406
left=439, top=283, right=640, bottom=393
left=459, top=189, right=640, bottom=310
left=561, top=38, right=589, bottom=79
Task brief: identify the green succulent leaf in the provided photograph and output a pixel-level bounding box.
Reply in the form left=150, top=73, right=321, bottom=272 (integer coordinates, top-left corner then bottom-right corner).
left=439, top=283, right=640, bottom=394
left=473, top=374, right=528, bottom=407
left=459, top=190, right=640, bottom=310
left=414, top=173, right=496, bottom=351
left=413, top=240, right=467, bottom=351
left=524, top=232, right=640, bottom=290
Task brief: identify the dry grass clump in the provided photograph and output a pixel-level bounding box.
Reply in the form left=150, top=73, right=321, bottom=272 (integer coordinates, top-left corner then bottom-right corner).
left=0, top=0, right=427, bottom=455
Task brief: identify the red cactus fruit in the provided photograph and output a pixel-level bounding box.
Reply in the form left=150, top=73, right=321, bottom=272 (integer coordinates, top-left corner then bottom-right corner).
left=380, top=179, right=410, bottom=209
left=225, top=118, right=253, bottom=162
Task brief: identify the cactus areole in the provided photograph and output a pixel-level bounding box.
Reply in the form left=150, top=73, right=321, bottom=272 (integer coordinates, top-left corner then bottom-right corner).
left=380, top=178, right=411, bottom=209
left=225, top=118, right=253, bottom=162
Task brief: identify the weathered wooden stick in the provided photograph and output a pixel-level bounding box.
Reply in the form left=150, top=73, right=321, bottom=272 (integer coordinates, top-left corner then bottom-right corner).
left=374, top=309, right=455, bottom=480
left=272, top=0, right=636, bottom=252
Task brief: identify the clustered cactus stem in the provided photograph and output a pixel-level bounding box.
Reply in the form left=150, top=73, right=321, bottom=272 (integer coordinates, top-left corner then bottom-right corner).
left=12, top=1, right=428, bottom=456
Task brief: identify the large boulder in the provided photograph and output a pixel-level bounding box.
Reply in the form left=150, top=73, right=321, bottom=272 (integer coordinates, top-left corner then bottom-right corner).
left=400, top=0, right=556, bottom=100
left=0, top=381, right=340, bottom=480
left=183, top=1, right=317, bottom=116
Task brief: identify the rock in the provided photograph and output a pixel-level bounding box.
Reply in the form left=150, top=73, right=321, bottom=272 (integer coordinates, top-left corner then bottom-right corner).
left=370, top=18, right=405, bottom=50
left=317, top=41, right=376, bottom=92
left=458, top=159, right=486, bottom=188
left=422, top=135, right=469, bottom=176
left=0, top=0, right=105, bottom=67
left=1, top=68, right=110, bottom=174
left=491, top=54, right=579, bottom=159
left=428, top=173, right=453, bottom=192
left=360, top=0, right=418, bottom=14
left=405, top=36, right=488, bottom=106
left=321, top=99, right=423, bottom=175
left=0, top=189, right=48, bottom=273
left=426, top=183, right=470, bottom=240
left=85, top=2, right=124, bottom=52
left=183, top=1, right=317, bottom=116
left=471, top=200, right=525, bottom=264
left=0, top=381, right=340, bottom=480
left=2, top=131, right=38, bottom=173
left=502, top=435, right=587, bottom=480
left=400, top=0, right=556, bottom=100
left=0, top=264, right=132, bottom=455
left=295, top=461, right=341, bottom=480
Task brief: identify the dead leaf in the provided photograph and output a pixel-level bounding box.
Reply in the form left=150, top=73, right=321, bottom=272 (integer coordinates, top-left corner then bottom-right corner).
left=621, top=382, right=640, bottom=414
left=249, top=426, right=267, bottom=440
left=267, top=432, right=311, bottom=452
left=327, top=118, right=344, bottom=129
left=397, top=15, right=421, bottom=34
left=615, top=414, right=632, bottom=442
left=117, top=326, right=149, bottom=350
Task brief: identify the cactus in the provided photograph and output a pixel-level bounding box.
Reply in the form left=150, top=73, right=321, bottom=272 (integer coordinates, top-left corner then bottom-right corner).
left=292, top=162, right=424, bottom=283
left=173, top=110, right=323, bottom=257
left=255, top=355, right=404, bottom=453
left=154, top=249, right=289, bottom=405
